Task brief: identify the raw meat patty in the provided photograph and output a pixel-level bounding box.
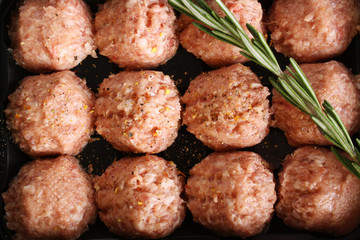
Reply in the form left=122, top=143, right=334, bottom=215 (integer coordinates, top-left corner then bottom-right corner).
left=95, top=70, right=181, bottom=153
left=94, top=155, right=186, bottom=239
left=268, top=0, right=360, bottom=63
left=182, top=63, right=270, bottom=151
left=9, top=0, right=96, bottom=73
left=94, top=0, right=179, bottom=69
left=5, top=70, right=95, bottom=157
left=2, top=155, right=97, bottom=240
left=186, top=151, right=276, bottom=238
left=271, top=61, right=360, bottom=147
left=276, top=146, right=360, bottom=236
left=179, top=0, right=266, bottom=67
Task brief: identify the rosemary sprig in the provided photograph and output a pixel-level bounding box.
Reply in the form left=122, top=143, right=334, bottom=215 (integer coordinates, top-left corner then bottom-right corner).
left=169, top=0, right=360, bottom=179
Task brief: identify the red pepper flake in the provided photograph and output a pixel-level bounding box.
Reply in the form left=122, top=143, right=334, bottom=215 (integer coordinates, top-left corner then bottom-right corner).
left=178, top=170, right=186, bottom=178
left=87, top=164, right=93, bottom=174
left=88, top=137, right=100, bottom=143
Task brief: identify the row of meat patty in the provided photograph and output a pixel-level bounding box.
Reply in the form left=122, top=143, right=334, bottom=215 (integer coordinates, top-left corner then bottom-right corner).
left=3, top=147, right=360, bottom=239
left=5, top=61, right=360, bottom=158
left=10, top=0, right=360, bottom=72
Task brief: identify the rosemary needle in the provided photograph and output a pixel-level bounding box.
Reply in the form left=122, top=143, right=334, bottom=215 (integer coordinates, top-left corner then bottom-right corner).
left=169, top=0, right=360, bottom=179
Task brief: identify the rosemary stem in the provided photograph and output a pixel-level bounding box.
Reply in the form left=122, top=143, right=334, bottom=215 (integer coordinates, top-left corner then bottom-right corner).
left=169, top=0, right=360, bottom=179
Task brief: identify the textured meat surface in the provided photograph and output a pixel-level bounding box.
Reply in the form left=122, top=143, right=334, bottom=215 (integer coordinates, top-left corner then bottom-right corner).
left=5, top=70, right=95, bottom=157
left=95, top=0, right=178, bottom=69
left=182, top=63, right=270, bottom=151
left=9, top=0, right=96, bottom=72
left=186, top=151, right=276, bottom=238
left=179, top=0, right=265, bottom=67
left=271, top=61, right=360, bottom=147
left=95, top=70, right=181, bottom=153
left=2, top=155, right=97, bottom=240
left=276, top=146, right=360, bottom=236
left=268, top=0, right=360, bottom=63
left=94, top=155, right=185, bottom=239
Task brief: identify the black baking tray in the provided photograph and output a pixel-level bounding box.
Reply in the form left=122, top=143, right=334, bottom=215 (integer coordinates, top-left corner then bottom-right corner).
left=1, top=0, right=360, bottom=239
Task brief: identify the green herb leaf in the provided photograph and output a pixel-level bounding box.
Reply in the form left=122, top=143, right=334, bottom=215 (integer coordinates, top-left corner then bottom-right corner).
left=168, top=0, right=360, bottom=179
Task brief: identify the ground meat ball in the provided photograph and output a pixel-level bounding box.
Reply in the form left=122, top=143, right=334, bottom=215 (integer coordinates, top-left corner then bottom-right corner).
left=94, top=0, right=178, bottom=69
left=5, top=70, right=95, bottom=157
left=276, top=146, right=360, bottom=236
left=186, top=151, right=276, bottom=238
left=271, top=61, right=360, bottom=147
left=179, top=0, right=265, bottom=68
left=1, top=155, right=97, bottom=240
left=93, top=155, right=185, bottom=239
left=182, top=63, right=270, bottom=151
left=268, top=0, right=360, bottom=63
left=9, top=0, right=96, bottom=73
left=95, top=70, right=181, bottom=153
